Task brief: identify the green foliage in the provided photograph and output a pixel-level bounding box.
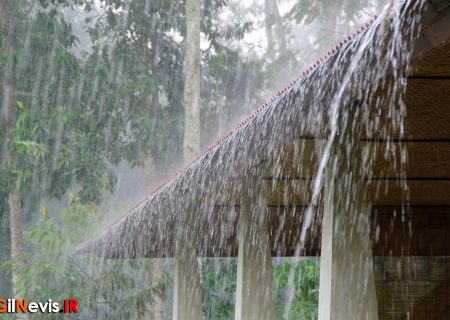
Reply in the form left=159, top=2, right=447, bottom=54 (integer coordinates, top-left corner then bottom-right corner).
left=202, top=258, right=237, bottom=319
left=2, top=2, right=111, bottom=206
left=201, top=258, right=319, bottom=320
left=274, top=259, right=319, bottom=320
left=1, top=0, right=174, bottom=313
left=1, top=0, right=328, bottom=318
left=99, top=264, right=171, bottom=320
left=286, top=0, right=368, bottom=25
left=14, top=192, right=171, bottom=319
left=13, top=194, right=99, bottom=319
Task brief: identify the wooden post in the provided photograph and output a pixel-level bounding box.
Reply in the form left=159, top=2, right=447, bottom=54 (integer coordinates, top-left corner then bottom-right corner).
left=318, top=106, right=378, bottom=319
left=173, top=228, right=204, bottom=320
left=234, top=173, right=276, bottom=320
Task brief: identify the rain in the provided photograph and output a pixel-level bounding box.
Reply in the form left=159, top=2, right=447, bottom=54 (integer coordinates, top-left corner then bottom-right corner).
left=1, top=0, right=449, bottom=319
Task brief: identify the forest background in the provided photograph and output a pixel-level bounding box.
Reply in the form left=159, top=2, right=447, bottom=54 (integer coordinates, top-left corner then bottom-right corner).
left=0, top=0, right=381, bottom=318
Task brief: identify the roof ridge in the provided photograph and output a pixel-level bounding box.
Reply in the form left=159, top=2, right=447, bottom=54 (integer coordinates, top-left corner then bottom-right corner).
left=134, top=15, right=378, bottom=204
left=76, top=15, right=379, bottom=249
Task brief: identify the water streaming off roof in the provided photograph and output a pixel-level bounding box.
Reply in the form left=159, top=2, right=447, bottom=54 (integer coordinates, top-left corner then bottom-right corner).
left=2, top=0, right=450, bottom=318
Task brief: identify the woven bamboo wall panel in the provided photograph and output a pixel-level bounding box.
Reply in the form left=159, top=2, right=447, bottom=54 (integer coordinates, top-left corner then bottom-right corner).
left=412, top=41, right=450, bottom=76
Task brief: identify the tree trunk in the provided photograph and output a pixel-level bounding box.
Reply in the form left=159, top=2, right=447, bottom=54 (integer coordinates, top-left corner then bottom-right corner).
left=0, top=205, right=12, bottom=297
left=265, top=0, right=287, bottom=58
left=264, top=0, right=275, bottom=59
left=183, top=0, right=201, bottom=163
left=178, top=2, right=204, bottom=318
left=1, top=0, right=24, bottom=298
left=272, top=0, right=287, bottom=56
left=8, top=190, right=24, bottom=296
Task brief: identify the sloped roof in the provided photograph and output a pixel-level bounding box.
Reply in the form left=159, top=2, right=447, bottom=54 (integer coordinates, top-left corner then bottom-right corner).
left=75, top=1, right=450, bottom=259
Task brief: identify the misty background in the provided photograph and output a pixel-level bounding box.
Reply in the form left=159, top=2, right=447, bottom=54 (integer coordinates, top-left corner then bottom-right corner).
left=0, top=0, right=384, bottom=318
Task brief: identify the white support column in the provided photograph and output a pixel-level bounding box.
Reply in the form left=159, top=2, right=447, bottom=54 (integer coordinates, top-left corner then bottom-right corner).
left=318, top=107, right=378, bottom=320
left=235, top=173, right=276, bottom=320
left=173, top=230, right=204, bottom=320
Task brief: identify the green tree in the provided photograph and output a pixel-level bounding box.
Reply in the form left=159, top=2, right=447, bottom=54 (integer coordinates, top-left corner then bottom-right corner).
left=1, top=1, right=325, bottom=318
left=15, top=191, right=171, bottom=319
left=0, top=0, right=165, bottom=306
